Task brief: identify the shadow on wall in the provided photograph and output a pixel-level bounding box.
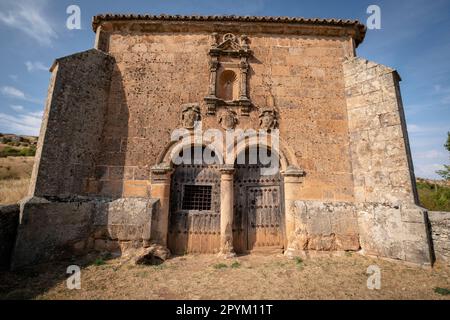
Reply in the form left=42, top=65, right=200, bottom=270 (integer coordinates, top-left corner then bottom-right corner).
left=88, top=63, right=129, bottom=199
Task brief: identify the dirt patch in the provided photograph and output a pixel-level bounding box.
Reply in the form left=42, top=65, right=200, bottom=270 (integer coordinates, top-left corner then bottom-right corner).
left=0, top=253, right=449, bottom=300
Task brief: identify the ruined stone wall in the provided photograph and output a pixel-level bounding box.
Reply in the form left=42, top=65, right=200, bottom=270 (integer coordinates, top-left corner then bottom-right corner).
left=12, top=197, right=159, bottom=269
left=428, top=211, right=450, bottom=265
left=0, top=204, right=19, bottom=270
left=343, top=57, right=417, bottom=204
left=92, top=30, right=355, bottom=201
left=30, top=49, right=115, bottom=198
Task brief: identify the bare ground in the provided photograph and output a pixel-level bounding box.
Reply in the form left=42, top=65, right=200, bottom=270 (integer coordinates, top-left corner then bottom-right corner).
left=1, top=253, right=449, bottom=300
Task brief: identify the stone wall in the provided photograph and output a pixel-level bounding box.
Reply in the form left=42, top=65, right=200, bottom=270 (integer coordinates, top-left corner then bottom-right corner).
left=287, top=200, right=432, bottom=266
left=428, top=211, right=450, bottom=265
left=358, top=203, right=432, bottom=265
left=343, top=57, right=417, bottom=204
left=11, top=197, right=159, bottom=269
left=89, top=27, right=356, bottom=201
left=288, top=201, right=360, bottom=251
left=29, top=49, right=115, bottom=198
left=0, top=205, right=19, bottom=270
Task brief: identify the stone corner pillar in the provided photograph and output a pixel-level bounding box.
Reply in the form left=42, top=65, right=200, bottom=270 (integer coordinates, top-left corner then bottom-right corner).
left=281, top=166, right=306, bottom=258
left=218, top=165, right=236, bottom=258
left=150, top=163, right=173, bottom=247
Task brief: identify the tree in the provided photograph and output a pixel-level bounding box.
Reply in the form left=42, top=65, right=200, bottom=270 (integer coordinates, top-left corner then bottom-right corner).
left=436, top=131, right=450, bottom=180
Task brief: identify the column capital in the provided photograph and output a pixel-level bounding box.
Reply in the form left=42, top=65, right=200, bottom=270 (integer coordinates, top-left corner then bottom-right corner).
left=219, top=164, right=235, bottom=175
left=151, top=163, right=173, bottom=183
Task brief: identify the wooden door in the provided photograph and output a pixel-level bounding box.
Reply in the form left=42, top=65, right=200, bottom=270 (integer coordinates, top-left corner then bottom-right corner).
left=168, top=163, right=221, bottom=254
left=233, top=148, right=283, bottom=253
left=247, top=186, right=282, bottom=250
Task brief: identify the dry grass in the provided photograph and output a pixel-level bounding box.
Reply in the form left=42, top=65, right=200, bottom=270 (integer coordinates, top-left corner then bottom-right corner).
left=1, top=253, right=449, bottom=300
left=0, top=156, right=34, bottom=205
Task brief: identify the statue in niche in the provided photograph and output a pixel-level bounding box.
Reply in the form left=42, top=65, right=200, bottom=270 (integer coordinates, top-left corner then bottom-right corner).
left=259, top=108, right=278, bottom=131
left=180, top=103, right=201, bottom=129
left=218, top=109, right=238, bottom=130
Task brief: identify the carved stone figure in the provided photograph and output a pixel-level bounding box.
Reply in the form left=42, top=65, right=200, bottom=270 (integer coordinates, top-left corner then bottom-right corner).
left=218, top=109, right=238, bottom=130
left=259, top=108, right=278, bottom=131
left=180, top=103, right=201, bottom=129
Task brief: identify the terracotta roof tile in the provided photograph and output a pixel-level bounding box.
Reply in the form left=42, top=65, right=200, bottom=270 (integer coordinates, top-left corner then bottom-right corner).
left=92, top=14, right=366, bottom=44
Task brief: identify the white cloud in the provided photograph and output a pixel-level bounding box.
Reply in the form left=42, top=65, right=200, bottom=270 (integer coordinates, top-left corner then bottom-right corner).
left=0, top=110, right=42, bottom=136
left=25, top=61, right=48, bottom=72
left=1, top=86, right=26, bottom=99
left=0, top=0, right=57, bottom=46
left=1, top=85, right=42, bottom=104
left=10, top=105, right=24, bottom=112
left=415, top=149, right=446, bottom=160
left=414, top=162, right=445, bottom=180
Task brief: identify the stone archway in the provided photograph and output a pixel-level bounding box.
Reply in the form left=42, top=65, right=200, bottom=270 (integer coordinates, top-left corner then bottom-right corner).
left=152, top=134, right=305, bottom=257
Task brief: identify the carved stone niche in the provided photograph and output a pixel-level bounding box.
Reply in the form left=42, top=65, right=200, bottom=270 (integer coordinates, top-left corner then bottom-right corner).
left=204, top=33, right=252, bottom=116
left=180, top=103, right=201, bottom=129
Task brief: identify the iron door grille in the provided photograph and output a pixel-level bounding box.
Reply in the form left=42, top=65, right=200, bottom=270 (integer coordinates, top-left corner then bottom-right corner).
left=181, top=185, right=212, bottom=211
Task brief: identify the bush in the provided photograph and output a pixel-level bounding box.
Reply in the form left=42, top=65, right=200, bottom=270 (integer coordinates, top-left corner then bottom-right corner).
left=417, top=181, right=450, bottom=212
left=0, top=146, right=35, bottom=158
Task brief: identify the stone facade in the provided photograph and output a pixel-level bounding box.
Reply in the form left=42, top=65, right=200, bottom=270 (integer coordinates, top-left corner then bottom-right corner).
left=8, top=14, right=439, bottom=268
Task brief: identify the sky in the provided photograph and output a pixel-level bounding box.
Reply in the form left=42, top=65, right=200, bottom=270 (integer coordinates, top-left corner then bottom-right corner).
left=0, top=0, right=449, bottom=179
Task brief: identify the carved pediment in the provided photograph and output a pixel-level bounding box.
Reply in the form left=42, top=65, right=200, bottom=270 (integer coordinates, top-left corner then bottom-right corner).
left=216, top=38, right=242, bottom=51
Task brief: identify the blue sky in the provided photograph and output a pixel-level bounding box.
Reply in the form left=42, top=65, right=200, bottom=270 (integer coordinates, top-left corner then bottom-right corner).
left=0, top=0, right=449, bottom=179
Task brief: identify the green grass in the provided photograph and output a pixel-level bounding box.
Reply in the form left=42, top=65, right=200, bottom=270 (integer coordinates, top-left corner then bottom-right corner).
left=230, top=261, right=241, bottom=269
left=417, top=181, right=450, bottom=212
left=213, top=263, right=228, bottom=269
left=433, top=287, right=450, bottom=296
left=93, top=258, right=105, bottom=266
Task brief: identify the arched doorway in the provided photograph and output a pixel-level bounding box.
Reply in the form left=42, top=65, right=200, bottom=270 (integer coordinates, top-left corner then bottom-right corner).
left=167, top=145, right=221, bottom=254
left=233, top=146, right=284, bottom=253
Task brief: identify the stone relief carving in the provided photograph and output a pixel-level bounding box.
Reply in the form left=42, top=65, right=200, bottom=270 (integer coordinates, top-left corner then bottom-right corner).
left=180, top=103, right=201, bottom=129
left=259, top=108, right=278, bottom=131
left=218, top=109, right=238, bottom=130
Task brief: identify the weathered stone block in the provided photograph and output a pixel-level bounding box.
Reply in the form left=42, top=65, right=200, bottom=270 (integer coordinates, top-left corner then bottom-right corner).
left=11, top=196, right=159, bottom=269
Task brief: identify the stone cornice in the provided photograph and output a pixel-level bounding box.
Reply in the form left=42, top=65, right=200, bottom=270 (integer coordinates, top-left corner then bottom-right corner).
left=92, top=14, right=366, bottom=46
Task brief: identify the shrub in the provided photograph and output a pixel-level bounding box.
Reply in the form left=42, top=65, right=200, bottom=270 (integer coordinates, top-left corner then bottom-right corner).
left=417, top=181, right=450, bottom=212
left=434, top=287, right=450, bottom=295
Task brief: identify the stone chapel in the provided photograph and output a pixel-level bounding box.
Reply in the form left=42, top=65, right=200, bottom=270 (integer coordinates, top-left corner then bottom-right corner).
left=10, top=14, right=434, bottom=268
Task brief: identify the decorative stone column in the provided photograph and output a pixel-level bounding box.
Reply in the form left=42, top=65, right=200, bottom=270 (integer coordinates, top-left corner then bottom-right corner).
left=219, top=165, right=236, bottom=258
left=208, top=56, right=219, bottom=97
left=239, top=57, right=249, bottom=100
left=150, top=163, right=173, bottom=247
left=282, top=166, right=306, bottom=257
